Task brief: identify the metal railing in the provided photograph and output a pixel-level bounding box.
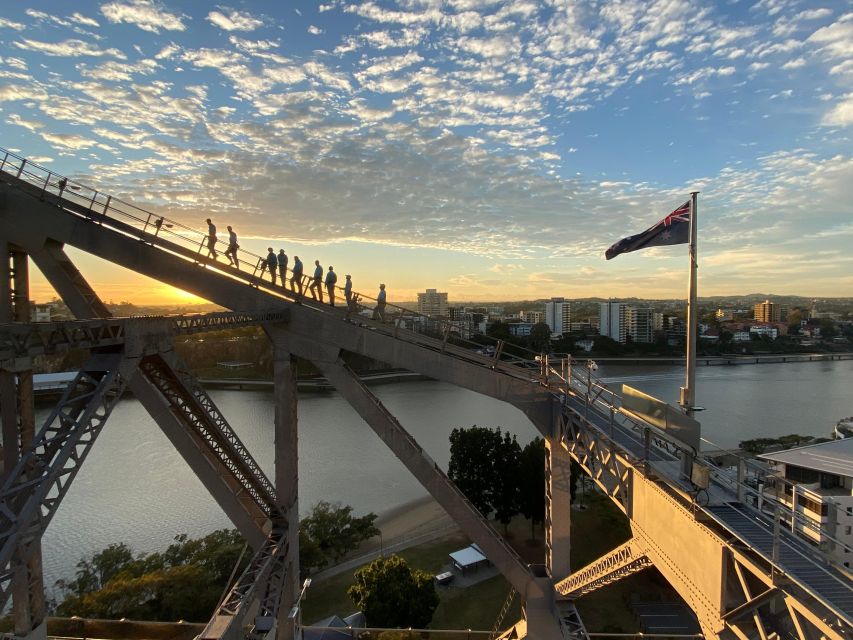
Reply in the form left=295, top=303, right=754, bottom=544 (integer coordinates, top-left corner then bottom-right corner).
left=0, top=147, right=550, bottom=376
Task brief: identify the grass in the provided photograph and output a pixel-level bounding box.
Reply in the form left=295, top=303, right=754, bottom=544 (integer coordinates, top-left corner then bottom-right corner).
left=299, top=485, right=685, bottom=634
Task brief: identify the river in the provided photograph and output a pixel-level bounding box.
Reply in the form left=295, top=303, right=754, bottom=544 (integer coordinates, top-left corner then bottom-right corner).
left=38, top=359, right=853, bottom=592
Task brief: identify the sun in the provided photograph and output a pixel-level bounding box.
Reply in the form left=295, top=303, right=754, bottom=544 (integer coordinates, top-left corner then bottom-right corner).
left=160, top=285, right=209, bottom=305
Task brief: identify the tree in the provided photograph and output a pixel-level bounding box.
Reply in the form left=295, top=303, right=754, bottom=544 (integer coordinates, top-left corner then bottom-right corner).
left=492, top=432, right=522, bottom=534
left=301, top=501, right=379, bottom=564
left=570, top=460, right=583, bottom=502
left=299, top=528, right=325, bottom=579
left=528, top=323, right=552, bottom=353
left=448, top=426, right=502, bottom=516
left=519, top=438, right=545, bottom=537
left=348, top=555, right=438, bottom=628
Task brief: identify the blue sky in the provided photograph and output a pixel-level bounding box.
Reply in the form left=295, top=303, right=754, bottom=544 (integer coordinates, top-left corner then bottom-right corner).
left=1, top=0, right=851, bottom=303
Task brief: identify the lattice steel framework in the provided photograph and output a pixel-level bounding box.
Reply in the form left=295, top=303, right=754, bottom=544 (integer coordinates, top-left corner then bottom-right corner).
left=137, top=354, right=278, bottom=518
left=0, top=351, right=131, bottom=610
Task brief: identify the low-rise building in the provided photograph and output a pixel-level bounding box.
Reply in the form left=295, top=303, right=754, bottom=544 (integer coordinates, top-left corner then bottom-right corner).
left=760, top=439, right=853, bottom=568
left=521, top=310, right=544, bottom=324
left=508, top=322, right=534, bottom=337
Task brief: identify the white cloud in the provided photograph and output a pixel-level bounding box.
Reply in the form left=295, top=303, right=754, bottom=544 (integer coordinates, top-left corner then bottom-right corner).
left=781, top=57, right=806, bottom=69
left=207, top=10, right=263, bottom=32
left=0, top=17, right=25, bottom=30
left=822, top=93, right=853, bottom=127
left=41, top=132, right=98, bottom=149
left=14, top=39, right=126, bottom=59
left=308, top=25, right=325, bottom=35
left=70, top=12, right=100, bottom=27
left=100, top=0, right=186, bottom=33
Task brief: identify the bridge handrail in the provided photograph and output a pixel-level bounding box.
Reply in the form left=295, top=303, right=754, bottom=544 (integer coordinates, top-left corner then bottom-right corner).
left=550, top=362, right=853, bottom=615
left=0, top=147, right=557, bottom=376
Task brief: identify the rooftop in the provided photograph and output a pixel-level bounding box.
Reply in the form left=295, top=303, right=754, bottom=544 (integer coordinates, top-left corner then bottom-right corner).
left=760, top=438, right=853, bottom=478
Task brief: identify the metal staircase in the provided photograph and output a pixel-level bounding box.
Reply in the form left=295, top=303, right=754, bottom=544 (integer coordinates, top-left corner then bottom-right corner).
left=555, top=537, right=652, bottom=598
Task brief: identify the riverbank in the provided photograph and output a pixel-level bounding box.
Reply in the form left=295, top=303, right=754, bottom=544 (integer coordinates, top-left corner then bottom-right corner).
left=591, top=352, right=853, bottom=366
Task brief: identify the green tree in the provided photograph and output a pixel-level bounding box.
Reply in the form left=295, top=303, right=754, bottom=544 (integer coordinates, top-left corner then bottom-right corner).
left=448, top=426, right=502, bottom=516
left=348, top=555, right=439, bottom=628
left=528, top=322, right=552, bottom=353
left=492, top=432, right=522, bottom=534
left=570, top=460, right=583, bottom=502
left=519, top=437, right=545, bottom=537
left=299, top=528, right=325, bottom=579
left=55, top=543, right=137, bottom=597
left=301, top=501, right=379, bottom=563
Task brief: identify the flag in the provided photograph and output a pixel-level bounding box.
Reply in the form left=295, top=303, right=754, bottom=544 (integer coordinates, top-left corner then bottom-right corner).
left=605, top=201, right=691, bottom=260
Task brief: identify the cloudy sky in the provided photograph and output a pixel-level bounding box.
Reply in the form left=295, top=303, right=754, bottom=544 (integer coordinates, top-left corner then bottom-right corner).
left=1, top=0, right=852, bottom=304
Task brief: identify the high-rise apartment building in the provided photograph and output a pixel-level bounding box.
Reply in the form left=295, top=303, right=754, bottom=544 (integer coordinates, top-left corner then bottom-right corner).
left=417, top=289, right=448, bottom=317
left=625, top=307, right=654, bottom=343
left=599, top=301, right=627, bottom=343
left=754, top=299, right=785, bottom=323
left=521, top=310, right=544, bottom=324
left=544, top=298, right=571, bottom=336
left=600, top=302, right=653, bottom=343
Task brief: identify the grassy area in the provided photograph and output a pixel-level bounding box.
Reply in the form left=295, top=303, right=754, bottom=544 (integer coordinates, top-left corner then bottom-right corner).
left=303, top=486, right=684, bottom=634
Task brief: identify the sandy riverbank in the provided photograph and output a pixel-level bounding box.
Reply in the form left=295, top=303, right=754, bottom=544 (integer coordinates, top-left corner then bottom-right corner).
left=374, top=494, right=459, bottom=543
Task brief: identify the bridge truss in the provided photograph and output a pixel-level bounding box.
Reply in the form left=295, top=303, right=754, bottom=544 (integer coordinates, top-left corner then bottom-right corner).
left=0, top=148, right=850, bottom=640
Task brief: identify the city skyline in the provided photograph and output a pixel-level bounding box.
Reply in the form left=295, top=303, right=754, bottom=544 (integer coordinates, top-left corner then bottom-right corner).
left=1, top=1, right=851, bottom=304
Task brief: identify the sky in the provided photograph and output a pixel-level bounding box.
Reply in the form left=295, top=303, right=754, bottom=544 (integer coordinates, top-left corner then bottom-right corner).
left=1, top=0, right=852, bottom=304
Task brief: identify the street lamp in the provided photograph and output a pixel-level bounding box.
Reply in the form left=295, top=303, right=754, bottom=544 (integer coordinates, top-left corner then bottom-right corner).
left=288, top=578, right=312, bottom=640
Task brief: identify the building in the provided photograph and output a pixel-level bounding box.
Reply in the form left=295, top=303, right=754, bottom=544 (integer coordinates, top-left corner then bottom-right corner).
left=625, top=307, right=654, bottom=343
left=521, top=310, right=544, bottom=324
left=754, top=299, right=786, bottom=323
left=417, top=289, right=448, bottom=317
left=750, top=325, right=779, bottom=340
left=600, top=301, right=627, bottom=343
left=544, top=298, right=571, bottom=337
left=30, top=303, right=51, bottom=322
left=508, top=323, right=534, bottom=337
left=760, top=438, right=853, bottom=568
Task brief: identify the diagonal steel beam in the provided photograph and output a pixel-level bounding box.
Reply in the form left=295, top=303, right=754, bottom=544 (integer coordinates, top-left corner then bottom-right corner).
left=555, top=536, right=652, bottom=598
left=313, top=356, right=534, bottom=595
left=29, top=241, right=111, bottom=319
left=132, top=354, right=276, bottom=549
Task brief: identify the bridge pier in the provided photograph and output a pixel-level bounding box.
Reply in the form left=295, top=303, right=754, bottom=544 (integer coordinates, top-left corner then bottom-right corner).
left=273, top=345, right=300, bottom=640
left=0, top=245, right=46, bottom=640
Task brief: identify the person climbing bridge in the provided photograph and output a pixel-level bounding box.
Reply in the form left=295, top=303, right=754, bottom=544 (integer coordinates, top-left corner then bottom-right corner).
left=225, top=226, right=239, bottom=268
left=309, top=259, right=324, bottom=303
left=205, top=218, right=218, bottom=259
left=277, top=249, right=288, bottom=287
left=373, top=283, right=387, bottom=321
left=265, top=248, right=278, bottom=285
left=325, top=266, right=338, bottom=307
left=290, top=255, right=304, bottom=299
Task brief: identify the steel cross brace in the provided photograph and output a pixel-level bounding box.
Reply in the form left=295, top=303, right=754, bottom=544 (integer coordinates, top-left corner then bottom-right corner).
left=555, top=536, right=653, bottom=598
left=136, top=354, right=279, bottom=523
left=199, top=528, right=290, bottom=640
left=0, top=350, right=134, bottom=611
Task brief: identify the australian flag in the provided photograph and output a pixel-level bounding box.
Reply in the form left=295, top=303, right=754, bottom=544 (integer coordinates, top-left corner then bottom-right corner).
left=605, top=201, right=691, bottom=260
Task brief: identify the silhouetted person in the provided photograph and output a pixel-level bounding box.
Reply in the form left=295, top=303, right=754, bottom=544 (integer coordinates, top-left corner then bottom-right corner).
left=291, top=255, right=304, bottom=298
left=373, top=284, right=387, bottom=321
left=153, top=217, right=164, bottom=236
left=344, top=274, right=353, bottom=307
left=278, top=249, right=288, bottom=286
left=205, top=218, right=218, bottom=259
left=265, top=247, right=278, bottom=285
left=226, top=226, right=239, bottom=268
left=325, top=266, right=337, bottom=307
left=58, top=177, right=67, bottom=199
left=309, top=259, right=323, bottom=303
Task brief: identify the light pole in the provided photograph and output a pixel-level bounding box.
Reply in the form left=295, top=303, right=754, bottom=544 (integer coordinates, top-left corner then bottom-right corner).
left=287, top=578, right=312, bottom=640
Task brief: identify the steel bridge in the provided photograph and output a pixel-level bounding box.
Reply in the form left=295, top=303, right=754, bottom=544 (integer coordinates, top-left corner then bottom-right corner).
left=0, top=148, right=850, bottom=640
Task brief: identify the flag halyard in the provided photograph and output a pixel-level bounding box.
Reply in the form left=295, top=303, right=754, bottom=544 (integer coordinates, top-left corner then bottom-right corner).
left=605, top=200, right=691, bottom=260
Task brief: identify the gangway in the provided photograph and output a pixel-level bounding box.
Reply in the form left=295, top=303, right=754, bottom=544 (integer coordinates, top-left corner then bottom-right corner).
left=1, top=148, right=851, bottom=640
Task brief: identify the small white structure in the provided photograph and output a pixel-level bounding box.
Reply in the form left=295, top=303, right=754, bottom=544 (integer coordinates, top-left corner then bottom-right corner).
left=449, top=543, right=490, bottom=575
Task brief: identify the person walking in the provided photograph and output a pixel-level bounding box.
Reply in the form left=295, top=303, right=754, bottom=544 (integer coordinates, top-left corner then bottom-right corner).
left=225, top=226, right=239, bottom=268
left=373, top=283, right=387, bottom=321
left=309, top=259, right=324, bottom=303
left=277, top=249, right=288, bottom=287
left=265, top=248, right=278, bottom=285
left=205, top=218, right=218, bottom=259
left=344, top=274, right=353, bottom=307
left=290, top=255, right=304, bottom=298
left=325, top=266, right=338, bottom=307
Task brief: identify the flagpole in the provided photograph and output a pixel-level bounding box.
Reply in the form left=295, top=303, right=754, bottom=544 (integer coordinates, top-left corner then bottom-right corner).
left=680, top=191, right=699, bottom=418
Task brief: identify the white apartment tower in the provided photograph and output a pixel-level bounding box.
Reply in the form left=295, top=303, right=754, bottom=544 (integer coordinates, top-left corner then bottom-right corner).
left=625, top=307, right=654, bottom=343
left=544, top=298, right=571, bottom=337
left=599, top=301, right=627, bottom=343
left=417, top=289, right=448, bottom=317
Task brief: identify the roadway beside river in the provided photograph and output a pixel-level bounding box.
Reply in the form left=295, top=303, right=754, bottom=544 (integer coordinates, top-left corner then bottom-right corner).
left=590, top=352, right=853, bottom=366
